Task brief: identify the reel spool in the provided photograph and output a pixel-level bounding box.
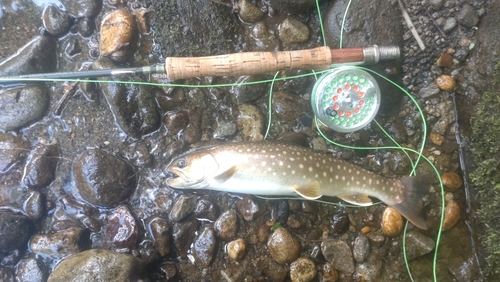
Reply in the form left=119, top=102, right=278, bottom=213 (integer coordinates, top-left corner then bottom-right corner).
left=311, top=67, right=381, bottom=133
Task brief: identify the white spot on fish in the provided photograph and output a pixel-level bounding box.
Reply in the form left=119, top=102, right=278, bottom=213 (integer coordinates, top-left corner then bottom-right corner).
left=303, top=157, right=307, bottom=161
left=323, top=172, right=327, bottom=177
left=261, top=161, right=266, bottom=166
left=316, top=162, right=320, bottom=167
left=347, top=181, right=350, bottom=185
left=283, top=151, right=287, bottom=155
left=238, top=149, right=243, bottom=153
left=299, top=164, right=304, bottom=169
left=272, top=162, right=276, bottom=166
left=330, top=178, right=333, bottom=182
left=261, top=150, right=266, bottom=153
left=349, top=169, right=352, bottom=173
left=279, top=161, right=283, bottom=166
left=289, top=157, right=295, bottom=161
left=369, top=179, right=372, bottom=184
left=282, top=172, right=287, bottom=176
left=330, top=167, right=333, bottom=173
left=297, top=152, right=301, bottom=156
left=308, top=167, right=313, bottom=172
left=292, top=170, right=295, bottom=175
left=342, top=176, right=345, bottom=181
left=287, top=165, right=291, bottom=169
left=335, top=175, right=339, bottom=179
left=303, top=175, right=306, bottom=179
left=376, top=180, right=380, bottom=185
left=315, top=174, right=318, bottom=178
left=363, top=176, right=366, bottom=180
left=273, top=172, right=276, bottom=176
left=271, top=155, right=275, bottom=159
left=267, top=167, right=272, bottom=171
left=356, top=171, right=360, bottom=175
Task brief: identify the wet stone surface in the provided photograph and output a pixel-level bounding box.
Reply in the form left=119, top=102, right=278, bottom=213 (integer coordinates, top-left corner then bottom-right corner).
left=0, top=210, right=34, bottom=252
left=0, top=133, right=29, bottom=173
left=214, top=209, right=238, bottom=241
left=321, top=239, right=355, bottom=274
left=192, top=226, right=217, bottom=267
left=105, top=205, right=140, bottom=250
left=22, top=143, right=60, bottom=189
left=267, top=227, right=301, bottom=264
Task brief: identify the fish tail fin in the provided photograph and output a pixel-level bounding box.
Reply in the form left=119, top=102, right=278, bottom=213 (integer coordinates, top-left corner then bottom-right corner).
left=392, top=174, right=434, bottom=230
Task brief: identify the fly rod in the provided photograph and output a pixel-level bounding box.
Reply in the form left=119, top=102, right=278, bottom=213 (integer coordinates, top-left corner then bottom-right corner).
left=0, top=45, right=399, bottom=83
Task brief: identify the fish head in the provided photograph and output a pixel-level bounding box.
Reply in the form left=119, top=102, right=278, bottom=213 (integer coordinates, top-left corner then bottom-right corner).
left=166, top=151, right=219, bottom=189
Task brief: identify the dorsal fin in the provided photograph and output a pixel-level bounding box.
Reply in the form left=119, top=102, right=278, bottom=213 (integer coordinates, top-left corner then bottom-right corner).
left=276, top=133, right=309, bottom=147
left=293, top=181, right=322, bottom=200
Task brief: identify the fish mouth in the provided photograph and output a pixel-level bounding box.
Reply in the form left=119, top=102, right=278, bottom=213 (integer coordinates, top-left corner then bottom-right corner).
left=166, top=167, right=206, bottom=189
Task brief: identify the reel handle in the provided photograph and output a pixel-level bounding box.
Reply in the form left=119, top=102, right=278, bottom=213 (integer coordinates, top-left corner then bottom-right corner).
left=164, top=46, right=399, bottom=81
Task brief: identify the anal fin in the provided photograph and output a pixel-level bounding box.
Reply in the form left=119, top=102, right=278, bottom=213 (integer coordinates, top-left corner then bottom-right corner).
left=293, top=181, right=322, bottom=200
left=213, top=166, right=238, bottom=183
left=337, top=193, right=373, bottom=206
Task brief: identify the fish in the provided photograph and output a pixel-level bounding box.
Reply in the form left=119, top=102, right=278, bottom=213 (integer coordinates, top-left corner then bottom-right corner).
left=166, top=138, right=432, bottom=229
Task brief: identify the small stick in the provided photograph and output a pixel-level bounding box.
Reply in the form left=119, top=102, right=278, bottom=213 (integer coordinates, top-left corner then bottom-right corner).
left=398, top=0, right=426, bottom=51
left=425, top=8, right=447, bottom=38
left=53, top=82, right=78, bottom=116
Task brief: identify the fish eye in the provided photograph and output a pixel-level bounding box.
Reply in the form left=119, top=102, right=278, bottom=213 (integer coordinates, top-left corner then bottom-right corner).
left=176, top=158, right=187, bottom=168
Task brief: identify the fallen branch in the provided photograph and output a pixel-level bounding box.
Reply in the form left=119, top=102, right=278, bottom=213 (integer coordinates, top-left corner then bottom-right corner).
left=398, top=0, right=426, bottom=50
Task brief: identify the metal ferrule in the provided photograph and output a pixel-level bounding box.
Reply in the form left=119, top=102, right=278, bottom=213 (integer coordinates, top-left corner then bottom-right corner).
left=363, top=45, right=400, bottom=65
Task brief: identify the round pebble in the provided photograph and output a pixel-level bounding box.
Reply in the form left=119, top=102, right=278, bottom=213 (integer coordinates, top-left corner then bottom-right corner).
left=322, top=263, right=339, bottom=282
left=441, top=171, right=463, bottom=192
left=443, top=198, right=460, bottom=231
left=214, top=209, right=238, bottom=241
left=148, top=217, right=171, bottom=256
left=170, top=194, right=197, bottom=221
left=381, top=206, right=403, bottom=237
left=290, top=257, right=317, bottom=282
left=238, top=0, right=264, bottom=23
left=436, top=52, right=453, bottom=68
left=236, top=104, right=264, bottom=141
left=279, top=17, right=310, bottom=43
left=23, top=143, right=60, bottom=189
left=16, top=256, right=48, bottom=282
left=227, top=238, right=247, bottom=260
left=456, top=4, right=479, bottom=28
left=430, top=131, right=446, bottom=146
left=30, top=227, right=89, bottom=257
left=105, top=205, right=140, bottom=249
left=192, top=227, right=217, bottom=266
left=0, top=210, right=34, bottom=252
left=436, top=74, right=456, bottom=91
left=42, top=4, right=71, bottom=36
left=267, top=227, right=301, bottom=264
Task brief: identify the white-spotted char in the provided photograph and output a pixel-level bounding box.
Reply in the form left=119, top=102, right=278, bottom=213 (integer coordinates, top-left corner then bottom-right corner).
left=166, top=140, right=432, bottom=229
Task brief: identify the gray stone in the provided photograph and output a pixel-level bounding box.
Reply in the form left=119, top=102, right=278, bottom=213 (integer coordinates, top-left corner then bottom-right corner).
left=419, top=83, right=441, bottom=98
left=105, top=205, right=140, bottom=250
left=23, top=143, right=60, bottom=189
left=355, top=247, right=385, bottom=282
left=0, top=35, right=57, bottom=77
left=0, top=133, right=29, bottom=173
left=290, top=257, right=317, bottom=282
left=172, top=215, right=199, bottom=257
left=456, top=5, right=479, bottom=28
left=321, top=239, right=354, bottom=274
left=0, top=210, right=34, bottom=252
left=73, top=149, right=137, bottom=208
left=30, top=227, right=89, bottom=257
left=0, top=85, right=50, bottom=132
left=47, top=249, right=143, bottom=282
left=192, top=227, right=217, bottom=267
left=16, top=256, right=48, bottom=282
left=279, top=17, right=310, bottom=43
left=238, top=0, right=264, bottom=23
left=353, top=235, right=370, bottom=263
left=429, top=0, right=445, bottom=10
left=61, top=0, right=102, bottom=18
left=148, top=217, right=171, bottom=256
left=405, top=230, right=436, bottom=260
left=42, top=4, right=71, bottom=36
left=443, top=17, right=457, bottom=33
left=170, top=195, right=197, bottom=222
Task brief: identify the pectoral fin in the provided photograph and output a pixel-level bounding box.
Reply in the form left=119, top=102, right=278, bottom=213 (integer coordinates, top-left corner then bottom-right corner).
left=293, top=181, right=322, bottom=200
left=213, top=166, right=238, bottom=183
left=337, top=193, right=373, bottom=206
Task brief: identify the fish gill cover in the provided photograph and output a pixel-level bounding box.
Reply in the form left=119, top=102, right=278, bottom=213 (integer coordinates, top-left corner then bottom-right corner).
left=471, top=62, right=500, bottom=279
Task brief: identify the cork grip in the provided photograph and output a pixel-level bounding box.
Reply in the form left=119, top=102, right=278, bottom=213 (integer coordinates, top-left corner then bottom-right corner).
left=165, top=46, right=333, bottom=81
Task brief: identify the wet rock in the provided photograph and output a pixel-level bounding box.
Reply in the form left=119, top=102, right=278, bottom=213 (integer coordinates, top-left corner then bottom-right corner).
left=106, top=205, right=140, bottom=249
left=267, top=227, right=301, bottom=264
left=268, top=0, right=325, bottom=14
left=194, top=196, right=220, bottom=221
left=23, top=143, right=60, bottom=189
left=0, top=133, right=29, bottom=173
left=441, top=171, right=463, bottom=192
left=456, top=4, right=479, bottom=28
left=61, top=0, right=102, bottom=18
left=0, top=210, right=34, bottom=252
left=418, top=82, right=440, bottom=99
left=0, top=35, right=57, bottom=77
left=77, top=17, right=96, bottom=37
left=436, top=52, right=454, bottom=68
left=192, top=227, right=217, bottom=267
left=73, top=149, right=138, bottom=208
left=290, top=257, right=316, bottom=282
left=386, top=151, right=412, bottom=175
left=443, top=198, right=460, bottom=231
left=322, top=263, right=339, bottom=282
left=47, top=249, right=143, bottom=282
left=0, top=85, right=50, bottom=132
left=442, top=17, right=457, bottom=33
left=330, top=210, right=350, bottom=235
left=236, top=196, right=261, bottom=221
left=271, top=200, right=289, bottom=225
left=257, top=224, right=271, bottom=243
left=170, top=194, right=197, bottom=222
left=227, top=238, right=247, bottom=260
left=22, top=190, right=44, bottom=220
left=405, top=230, right=435, bottom=260
left=138, top=240, right=159, bottom=265
left=164, top=111, right=189, bottom=136
left=436, top=74, right=456, bottom=91
left=31, top=227, right=90, bottom=257
left=0, top=268, right=14, bottom=282
left=183, top=107, right=203, bottom=144
left=381, top=206, right=403, bottom=237
left=236, top=104, right=264, bottom=141
left=134, top=8, right=150, bottom=34
left=279, top=18, right=310, bottom=43
left=321, top=239, right=354, bottom=274
left=353, top=235, right=370, bottom=263
left=230, top=76, right=267, bottom=104
left=213, top=116, right=237, bottom=139
left=287, top=215, right=301, bottom=229
left=100, top=9, right=138, bottom=63
left=148, top=217, right=171, bottom=256
left=15, top=256, right=48, bottom=282
left=429, top=0, right=445, bottom=10
left=262, top=257, right=288, bottom=281
left=214, top=209, right=238, bottom=241
left=95, top=59, right=161, bottom=139
left=355, top=248, right=384, bottom=282
left=172, top=215, right=199, bottom=257
left=42, top=4, right=71, bottom=36
left=238, top=0, right=264, bottom=23
left=273, top=91, right=307, bottom=122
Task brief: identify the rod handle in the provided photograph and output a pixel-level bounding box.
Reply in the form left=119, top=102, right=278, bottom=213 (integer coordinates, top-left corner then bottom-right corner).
left=165, top=46, right=333, bottom=81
